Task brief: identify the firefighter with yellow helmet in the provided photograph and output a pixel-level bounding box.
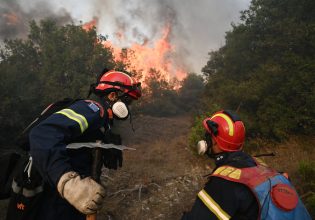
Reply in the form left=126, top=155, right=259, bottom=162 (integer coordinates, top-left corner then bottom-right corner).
left=182, top=110, right=311, bottom=220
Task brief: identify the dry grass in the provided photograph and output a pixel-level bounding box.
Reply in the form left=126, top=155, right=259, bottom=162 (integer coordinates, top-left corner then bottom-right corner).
left=1, top=115, right=312, bottom=219
left=102, top=116, right=314, bottom=219
left=98, top=115, right=210, bottom=220
left=256, top=136, right=315, bottom=195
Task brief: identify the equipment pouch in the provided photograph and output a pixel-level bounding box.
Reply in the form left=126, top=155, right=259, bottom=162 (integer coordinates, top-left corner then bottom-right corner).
left=0, top=151, right=21, bottom=199
left=5, top=156, right=44, bottom=220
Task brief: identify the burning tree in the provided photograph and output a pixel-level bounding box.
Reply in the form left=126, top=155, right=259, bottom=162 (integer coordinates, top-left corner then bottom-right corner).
left=83, top=18, right=187, bottom=84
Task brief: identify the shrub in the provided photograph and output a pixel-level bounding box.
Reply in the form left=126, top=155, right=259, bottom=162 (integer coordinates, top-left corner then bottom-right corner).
left=305, top=194, right=315, bottom=218
left=188, top=112, right=213, bottom=149
left=298, top=161, right=315, bottom=191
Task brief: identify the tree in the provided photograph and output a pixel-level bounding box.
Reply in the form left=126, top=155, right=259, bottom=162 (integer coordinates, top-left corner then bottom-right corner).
left=139, top=68, right=179, bottom=116
left=178, top=73, right=204, bottom=112
left=0, top=19, right=116, bottom=146
left=201, top=0, right=315, bottom=139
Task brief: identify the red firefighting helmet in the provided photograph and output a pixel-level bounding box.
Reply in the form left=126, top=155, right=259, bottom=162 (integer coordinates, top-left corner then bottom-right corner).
left=203, top=110, right=245, bottom=152
left=94, top=70, right=141, bottom=99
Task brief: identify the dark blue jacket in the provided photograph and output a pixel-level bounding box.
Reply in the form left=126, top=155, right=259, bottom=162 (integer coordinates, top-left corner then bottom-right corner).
left=182, top=152, right=259, bottom=220
left=182, top=151, right=311, bottom=220
left=29, top=99, right=109, bottom=220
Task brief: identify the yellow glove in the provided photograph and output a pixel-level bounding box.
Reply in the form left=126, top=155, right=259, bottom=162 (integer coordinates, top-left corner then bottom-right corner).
left=57, top=171, right=105, bottom=214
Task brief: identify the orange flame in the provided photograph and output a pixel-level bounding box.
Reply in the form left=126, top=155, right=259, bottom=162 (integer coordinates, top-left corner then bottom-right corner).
left=83, top=19, right=187, bottom=83
left=82, top=18, right=98, bottom=31
left=3, top=12, right=19, bottom=26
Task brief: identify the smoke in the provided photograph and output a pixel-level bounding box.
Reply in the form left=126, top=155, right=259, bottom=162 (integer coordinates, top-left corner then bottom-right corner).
left=0, top=0, right=72, bottom=40
left=0, top=0, right=250, bottom=73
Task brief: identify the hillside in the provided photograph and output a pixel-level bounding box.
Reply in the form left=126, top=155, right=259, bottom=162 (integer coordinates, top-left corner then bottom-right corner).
left=98, top=115, right=210, bottom=220
left=97, top=115, right=314, bottom=219
left=0, top=115, right=313, bottom=219
left=97, top=116, right=315, bottom=219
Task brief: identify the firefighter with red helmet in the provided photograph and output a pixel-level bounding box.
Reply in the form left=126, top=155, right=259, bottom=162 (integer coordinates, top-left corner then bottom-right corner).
left=23, top=69, right=141, bottom=220
left=182, top=110, right=311, bottom=220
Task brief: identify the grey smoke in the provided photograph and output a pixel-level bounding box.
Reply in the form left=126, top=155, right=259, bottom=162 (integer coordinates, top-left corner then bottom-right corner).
left=0, top=0, right=250, bottom=73
left=0, top=0, right=72, bottom=40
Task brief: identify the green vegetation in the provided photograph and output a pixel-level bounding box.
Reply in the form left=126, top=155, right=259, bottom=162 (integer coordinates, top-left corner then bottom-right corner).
left=199, top=0, right=315, bottom=140
left=305, top=194, right=315, bottom=217
left=0, top=19, right=116, bottom=146
left=298, top=161, right=315, bottom=192
left=0, top=19, right=204, bottom=147
left=138, top=70, right=204, bottom=117
left=188, top=0, right=315, bottom=215
left=0, top=0, right=314, bottom=215
left=298, top=161, right=315, bottom=216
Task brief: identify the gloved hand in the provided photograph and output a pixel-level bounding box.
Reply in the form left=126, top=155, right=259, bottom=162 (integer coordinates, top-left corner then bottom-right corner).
left=104, top=131, right=122, bottom=145
left=57, top=171, right=106, bottom=214
left=102, top=131, right=123, bottom=169
left=102, top=148, right=123, bottom=169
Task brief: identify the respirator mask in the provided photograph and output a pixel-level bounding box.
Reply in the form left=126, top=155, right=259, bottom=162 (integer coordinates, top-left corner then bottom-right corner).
left=112, top=101, right=129, bottom=120
left=197, top=132, right=214, bottom=157
left=111, top=94, right=134, bottom=120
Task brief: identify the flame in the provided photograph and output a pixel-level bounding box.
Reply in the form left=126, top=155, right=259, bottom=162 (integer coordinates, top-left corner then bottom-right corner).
left=105, top=25, right=187, bottom=82
left=82, top=18, right=98, bottom=31
left=83, top=19, right=187, bottom=83
left=3, top=12, right=19, bottom=26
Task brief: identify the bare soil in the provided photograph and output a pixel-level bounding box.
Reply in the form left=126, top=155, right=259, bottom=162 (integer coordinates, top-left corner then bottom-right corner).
left=98, top=115, right=315, bottom=220
left=98, top=115, right=210, bottom=220
left=1, top=115, right=313, bottom=220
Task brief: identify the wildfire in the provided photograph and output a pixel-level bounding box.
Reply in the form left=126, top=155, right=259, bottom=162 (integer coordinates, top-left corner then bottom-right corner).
left=82, top=17, right=98, bottom=31
left=82, top=19, right=187, bottom=82
left=3, top=12, right=19, bottom=26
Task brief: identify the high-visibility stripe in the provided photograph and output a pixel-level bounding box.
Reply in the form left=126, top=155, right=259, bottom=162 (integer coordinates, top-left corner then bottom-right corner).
left=55, top=109, right=88, bottom=133
left=198, top=190, right=231, bottom=220
left=12, top=179, right=43, bottom=198
left=211, top=113, right=234, bottom=136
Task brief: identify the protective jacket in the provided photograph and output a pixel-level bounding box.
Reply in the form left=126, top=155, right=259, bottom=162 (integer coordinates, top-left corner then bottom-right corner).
left=181, top=151, right=311, bottom=220
left=29, top=99, right=110, bottom=220
left=211, top=158, right=311, bottom=220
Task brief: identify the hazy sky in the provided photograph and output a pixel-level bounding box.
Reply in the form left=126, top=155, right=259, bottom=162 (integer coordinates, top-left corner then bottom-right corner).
left=1, top=0, right=251, bottom=73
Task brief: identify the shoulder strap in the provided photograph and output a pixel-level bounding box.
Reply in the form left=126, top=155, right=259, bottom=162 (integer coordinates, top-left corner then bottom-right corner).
left=17, top=98, right=77, bottom=151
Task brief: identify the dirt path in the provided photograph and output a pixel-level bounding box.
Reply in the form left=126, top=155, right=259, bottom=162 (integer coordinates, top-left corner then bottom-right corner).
left=99, top=115, right=210, bottom=220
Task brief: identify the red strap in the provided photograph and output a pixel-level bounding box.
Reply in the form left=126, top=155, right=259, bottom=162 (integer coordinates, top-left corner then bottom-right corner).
left=107, top=108, right=113, bottom=119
